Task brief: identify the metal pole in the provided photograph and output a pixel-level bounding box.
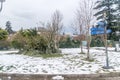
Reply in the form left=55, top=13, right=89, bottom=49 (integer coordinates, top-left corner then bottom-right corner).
left=103, top=12, right=112, bottom=69
left=105, top=22, right=109, bottom=68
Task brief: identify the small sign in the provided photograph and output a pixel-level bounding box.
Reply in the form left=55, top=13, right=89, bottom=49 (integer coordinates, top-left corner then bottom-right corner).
left=82, top=41, right=87, bottom=46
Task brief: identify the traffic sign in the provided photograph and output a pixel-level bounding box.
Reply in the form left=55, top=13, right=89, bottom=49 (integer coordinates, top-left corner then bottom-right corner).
left=91, top=27, right=104, bottom=31
left=91, top=29, right=112, bottom=35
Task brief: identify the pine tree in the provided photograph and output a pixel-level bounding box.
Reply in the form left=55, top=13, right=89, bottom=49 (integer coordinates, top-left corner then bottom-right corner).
left=94, top=0, right=118, bottom=40
left=115, top=0, right=120, bottom=30
left=0, top=28, right=8, bottom=40
left=5, top=21, right=14, bottom=34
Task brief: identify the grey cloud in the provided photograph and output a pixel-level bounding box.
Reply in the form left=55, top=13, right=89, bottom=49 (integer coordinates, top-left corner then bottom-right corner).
left=1, top=0, right=82, bottom=32
left=13, top=11, right=36, bottom=20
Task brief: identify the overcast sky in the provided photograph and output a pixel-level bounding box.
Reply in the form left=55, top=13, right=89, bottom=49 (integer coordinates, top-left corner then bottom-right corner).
left=0, top=0, right=83, bottom=33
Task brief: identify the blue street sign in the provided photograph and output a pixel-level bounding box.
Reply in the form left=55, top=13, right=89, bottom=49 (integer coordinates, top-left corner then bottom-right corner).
left=91, top=27, right=104, bottom=31
left=91, top=29, right=112, bottom=35
left=91, top=21, right=111, bottom=35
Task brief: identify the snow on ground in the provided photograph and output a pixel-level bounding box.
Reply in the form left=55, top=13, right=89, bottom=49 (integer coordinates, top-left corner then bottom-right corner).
left=0, top=47, right=120, bottom=74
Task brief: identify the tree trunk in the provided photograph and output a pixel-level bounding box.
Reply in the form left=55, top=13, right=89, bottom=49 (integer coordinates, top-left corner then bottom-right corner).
left=86, top=34, right=91, bottom=60
left=80, top=41, right=83, bottom=53
left=87, top=40, right=90, bottom=59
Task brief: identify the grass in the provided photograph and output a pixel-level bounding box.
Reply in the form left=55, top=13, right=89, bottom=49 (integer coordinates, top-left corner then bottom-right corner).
left=82, top=58, right=95, bottom=62
left=40, top=53, right=63, bottom=58
left=22, top=50, right=63, bottom=58
left=79, top=52, right=86, bottom=54
left=6, top=65, right=16, bottom=70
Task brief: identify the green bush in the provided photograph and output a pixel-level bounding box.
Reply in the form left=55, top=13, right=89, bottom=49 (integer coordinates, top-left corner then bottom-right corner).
left=0, top=28, right=8, bottom=40
left=11, top=32, right=26, bottom=50
left=107, top=40, right=115, bottom=47
left=27, top=35, right=48, bottom=53
left=11, top=40, right=24, bottom=50
left=90, top=38, right=104, bottom=47
left=59, top=37, right=80, bottom=48
left=0, top=41, right=10, bottom=50
left=11, top=28, right=62, bottom=55
left=11, top=29, right=49, bottom=54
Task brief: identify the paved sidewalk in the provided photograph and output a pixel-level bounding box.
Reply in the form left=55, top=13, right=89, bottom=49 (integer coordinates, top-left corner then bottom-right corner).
left=0, top=72, right=120, bottom=80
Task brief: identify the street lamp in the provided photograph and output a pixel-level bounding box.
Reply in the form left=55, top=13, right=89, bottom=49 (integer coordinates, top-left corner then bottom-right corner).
left=0, top=0, right=5, bottom=12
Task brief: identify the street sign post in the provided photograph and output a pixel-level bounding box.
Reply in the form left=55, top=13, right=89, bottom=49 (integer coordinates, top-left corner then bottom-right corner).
left=91, top=19, right=112, bottom=69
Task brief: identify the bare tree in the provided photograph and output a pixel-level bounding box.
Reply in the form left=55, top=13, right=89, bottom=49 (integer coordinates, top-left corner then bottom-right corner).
left=51, top=10, right=63, bottom=50
left=76, top=0, right=95, bottom=59
left=40, top=10, right=63, bottom=53
left=73, top=10, right=85, bottom=53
